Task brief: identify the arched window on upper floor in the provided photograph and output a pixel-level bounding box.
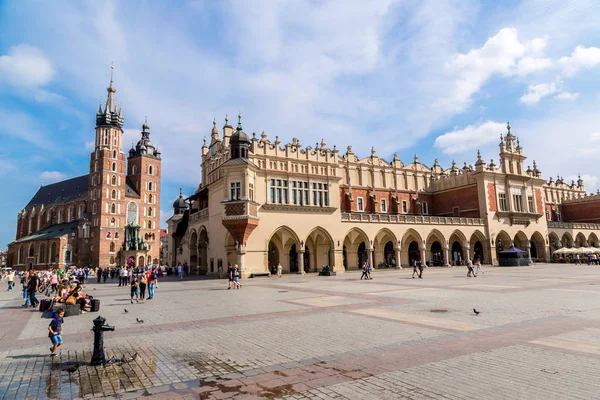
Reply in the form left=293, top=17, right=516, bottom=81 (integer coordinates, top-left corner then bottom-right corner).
left=149, top=165, right=153, bottom=175
left=94, top=162, right=98, bottom=173
left=104, top=129, right=109, bottom=145
left=111, top=190, right=116, bottom=200
left=113, top=150, right=117, bottom=159
left=132, top=165, right=137, bottom=175
left=148, top=194, right=153, bottom=204
left=113, top=132, right=118, bottom=146
left=111, top=175, right=116, bottom=185
left=111, top=203, right=116, bottom=214
left=110, top=242, right=115, bottom=253
left=112, top=162, right=116, bottom=172
left=148, top=182, right=153, bottom=191
left=18, top=246, right=24, bottom=264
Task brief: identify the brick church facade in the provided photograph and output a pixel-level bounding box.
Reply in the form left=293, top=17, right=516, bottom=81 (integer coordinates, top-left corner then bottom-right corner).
left=7, top=74, right=161, bottom=270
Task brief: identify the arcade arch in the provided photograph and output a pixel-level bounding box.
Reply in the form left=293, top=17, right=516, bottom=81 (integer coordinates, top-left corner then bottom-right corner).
left=373, top=228, right=398, bottom=268
left=530, top=231, right=546, bottom=261
left=401, top=229, right=422, bottom=266
left=343, top=227, right=369, bottom=270
left=304, top=227, right=333, bottom=273
left=425, top=229, right=445, bottom=266
left=268, top=226, right=301, bottom=274
left=469, top=230, right=487, bottom=263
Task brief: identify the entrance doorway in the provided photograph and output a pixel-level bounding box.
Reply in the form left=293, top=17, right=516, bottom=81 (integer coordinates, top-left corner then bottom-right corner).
left=430, top=241, right=443, bottom=266
left=289, top=244, right=299, bottom=273
left=408, top=241, right=420, bottom=263
left=451, top=241, right=463, bottom=265
left=357, top=242, right=367, bottom=267
left=473, top=241, right=484, bottom=262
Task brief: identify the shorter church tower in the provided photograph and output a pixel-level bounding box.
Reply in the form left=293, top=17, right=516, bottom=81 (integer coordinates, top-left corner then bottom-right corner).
left=126, top=118, right=162, bottom=266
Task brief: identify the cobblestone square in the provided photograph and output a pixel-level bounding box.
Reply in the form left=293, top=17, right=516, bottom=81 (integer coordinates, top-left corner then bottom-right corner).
left=1, top=265, right=600, bottom=399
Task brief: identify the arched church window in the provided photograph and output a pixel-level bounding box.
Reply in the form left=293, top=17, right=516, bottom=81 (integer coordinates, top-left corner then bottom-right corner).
left=126, top=202, right=138, bottom=225
left=115, top=232, right=119, bottom=239
left=112, top=175, right=116, bottom=185
left=149, top=165, right=153, bottom=175
left=28, top=244, right=34, bottom=258
left=148, top=194, right=153, bottom=204
left=94, top=162, right=98, bottom=173
left=111, top=203, right=116, bottom=214
left=104, top=129, right=109, bottom=145
left=112, top=162, right=116, bottom=172
left=113, top=132, right=118, bottom=146
left=111, top=190, right=116, bottom=199
left=132, top=165, right=137, bottom=175
left=147, top=220, right=152, bottom=229
left=18, top=246, right=24, bottom=264
left=113, top=150, right=117, bottom=159
left=148, top=182, right=153, bottom=191
left=92, top=203, right=97, bottom=214
left=148, top=207, right=152, bottom=217
left=111, top=217, right=115, bottom=227
left=107, top=232, right=111, bottom=239
left=110, top=242, right=115, bottom=252
left=39, top=243, right=45, bottom=263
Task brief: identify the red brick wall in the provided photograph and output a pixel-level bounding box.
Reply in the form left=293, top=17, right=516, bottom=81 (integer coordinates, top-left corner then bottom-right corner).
left=561, top=200, right=600, bottom=223
left=487, top=183, right=497, bottom=212
left=534, top=189, right=544, bottom=216
left=432, top=185, right=479, bottom=217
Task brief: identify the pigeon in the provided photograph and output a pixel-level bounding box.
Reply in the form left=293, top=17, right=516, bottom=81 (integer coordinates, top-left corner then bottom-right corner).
left=63, top=366, right=79, bottom=373
left=473, top=308, right=480, bottom=315
left=124, top=309, right=129, bottom=313
left=136, top=318, right=144, bottom=324
left=121, top=353, right=138, bottom=363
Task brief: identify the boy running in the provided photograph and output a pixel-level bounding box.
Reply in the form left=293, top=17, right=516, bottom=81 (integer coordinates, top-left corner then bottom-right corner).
left=49, top=309, right=64, bottom=357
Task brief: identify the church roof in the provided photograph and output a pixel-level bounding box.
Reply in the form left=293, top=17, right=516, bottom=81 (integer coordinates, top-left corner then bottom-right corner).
left=14, top=221, right=79, bottom=243
left=25, top=175, right=89, bottom=211
left=125, top=177, right=140, bottom=198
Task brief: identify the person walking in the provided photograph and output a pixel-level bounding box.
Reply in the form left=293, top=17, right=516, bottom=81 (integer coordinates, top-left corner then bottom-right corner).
left=360, top=262, right=368, bottom=280
left=21, top=273, right=30, bottom=307
left=475, top=258, right=484, bottom=275
left=118, top=267, right=124, bottom=286
left=50, top=270, right=58, bottom=294
left=227, top=263, right=234, bottom=290
left=27, top=271, right=39, bottom=308
left=277, top=262, right=283, bottom=278
left=233, top=265, right=241, bottom=289
left=177, top=263, right=183, bottom=281
left=467, top=258, right=477, bottom=277
left=102, top=268, right=108, bottom=283
left=411, top=259, right=419, bottom=279
left=7, top=271, right=14, bottom=291
left=139, top=273, right=147, bottom=300
left=130, top=277, right=139, bottom=304
left=367, top=261, right=373, bottom=280
left=146, top=268, right=156, bottom=299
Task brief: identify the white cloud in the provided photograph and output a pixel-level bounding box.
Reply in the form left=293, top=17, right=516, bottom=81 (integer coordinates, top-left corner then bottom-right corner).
left=434, top=121, right=505, bottom=155
left=555, top=91, right=579, bottom=100
left=444, top=28, right=550, bottom=112
left=0, top=44, right=54, bottom=88
left=514, top=56, right=552, bottom=76
left=559, top=46, right=600, bottom=76
left=40, top=171, right=67, bottom=184
left=520, top=82, right=557, bottom=105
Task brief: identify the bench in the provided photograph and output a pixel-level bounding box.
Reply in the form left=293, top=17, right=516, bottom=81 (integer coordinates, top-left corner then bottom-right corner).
left=250, top=272, right=271, bottom=278
left=52, top=303, right=81, bottom=318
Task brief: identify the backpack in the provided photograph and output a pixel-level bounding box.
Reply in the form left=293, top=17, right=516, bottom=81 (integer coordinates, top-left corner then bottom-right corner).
left=150, top=271, right=157, bottom=280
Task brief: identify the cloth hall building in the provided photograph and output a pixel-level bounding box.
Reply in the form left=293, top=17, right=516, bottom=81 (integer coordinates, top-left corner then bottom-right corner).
left=7, top=76, right=162, bottom=270
left=168, top=117, right=600, bottom=277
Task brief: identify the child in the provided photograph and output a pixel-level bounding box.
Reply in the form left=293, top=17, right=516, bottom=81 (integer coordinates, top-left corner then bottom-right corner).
left=48, top=309, right=64, bottom=357
left=130, top=277, right=139, bottom=303
left=233, top=265, right=241, bottom=289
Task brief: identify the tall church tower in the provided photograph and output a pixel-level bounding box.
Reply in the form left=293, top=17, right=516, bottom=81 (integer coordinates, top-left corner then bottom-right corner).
left=88, top=68, right=127, bottom=267
left=127, top=118, right=162, bottom=265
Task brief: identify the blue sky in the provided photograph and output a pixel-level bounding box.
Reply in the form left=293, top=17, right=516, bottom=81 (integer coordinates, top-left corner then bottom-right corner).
left=1, top=0, right=600, bottom=248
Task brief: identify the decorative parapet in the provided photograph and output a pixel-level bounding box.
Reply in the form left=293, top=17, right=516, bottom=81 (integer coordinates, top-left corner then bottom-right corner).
left=189, top=208, right=208, bottom=222
left=341, top=212, right=485, bottom=226
left=560, top=193, right=600, bottom=204
left=548, top=221, right=600, bottom=230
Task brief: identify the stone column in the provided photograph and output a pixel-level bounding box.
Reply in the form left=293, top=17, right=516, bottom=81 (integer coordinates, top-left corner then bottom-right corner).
left=237, top=244, right=246, bottom=278
left=395, top=244, right=402, bottom=269
left=298, top=250, right=305, bottom=275
left=527, top=243, right=532, bottom=264
left=332, top=248, right=344, bottom=274
left=465, top=241, right=471, bottom=261
left=421, top=244, right=427, bottom=268
left=444, top=245, right=451, bottom=267
left=368, top=247, right=374, bottom=270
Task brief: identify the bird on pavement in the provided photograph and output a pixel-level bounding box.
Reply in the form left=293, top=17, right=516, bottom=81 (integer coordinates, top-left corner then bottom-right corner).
left=136, top=318, right=144, bottom=323
left=124, top=309, right=129, bottom=313
left=63, top=366, right=79, bottom=374
left=473, top=308, right=480, bottom=315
